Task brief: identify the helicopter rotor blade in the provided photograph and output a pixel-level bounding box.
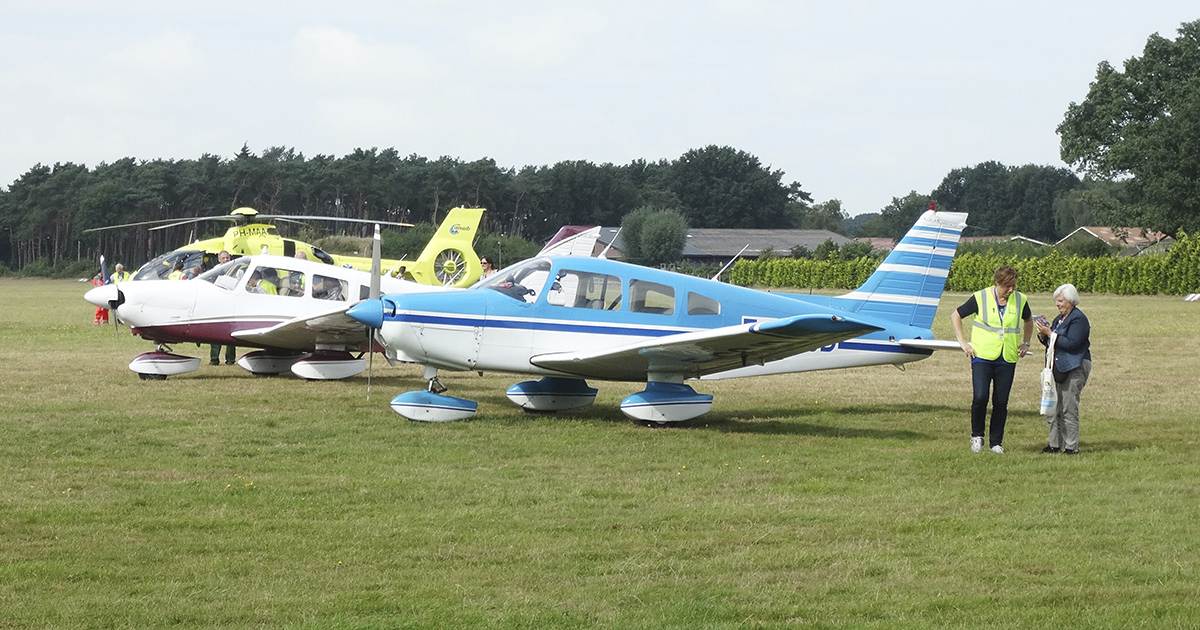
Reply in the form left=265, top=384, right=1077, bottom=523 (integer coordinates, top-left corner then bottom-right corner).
left=258, top=215, right=414, bottom=228
left=85, top=216, right=239, bottom=233
left=270, top=217, right=309, bottom=227
left=147, top=216, right=242, bottom=231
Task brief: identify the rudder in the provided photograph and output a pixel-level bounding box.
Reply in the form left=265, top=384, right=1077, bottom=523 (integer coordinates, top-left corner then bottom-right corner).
left=407, top=207, right=485, bottom=287
left=837, top=209, right=968, bottom=329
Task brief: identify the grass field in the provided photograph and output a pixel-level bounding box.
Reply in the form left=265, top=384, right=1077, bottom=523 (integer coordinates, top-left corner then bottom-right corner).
left=2, top=278, right=1198, bottom=628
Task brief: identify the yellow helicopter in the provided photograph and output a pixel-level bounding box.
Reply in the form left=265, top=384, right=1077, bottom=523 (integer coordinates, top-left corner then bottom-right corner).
left=87, top=206, right=485, bottom=287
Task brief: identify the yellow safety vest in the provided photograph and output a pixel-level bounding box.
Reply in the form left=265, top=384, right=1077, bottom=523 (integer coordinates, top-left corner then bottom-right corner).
left=110, top=271, right=131, bottom=283
left=969, top=287, right=1025, bottom=362
left=168, top=270, right=186, bottom=280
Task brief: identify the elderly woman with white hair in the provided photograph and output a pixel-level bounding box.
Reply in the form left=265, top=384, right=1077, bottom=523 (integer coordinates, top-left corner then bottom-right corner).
left=1036, top=283, right=1092, bottom=454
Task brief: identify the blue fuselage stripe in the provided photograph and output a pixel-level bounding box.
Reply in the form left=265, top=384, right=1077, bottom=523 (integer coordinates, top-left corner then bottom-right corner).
left=393, top=312, right=682, bottom=338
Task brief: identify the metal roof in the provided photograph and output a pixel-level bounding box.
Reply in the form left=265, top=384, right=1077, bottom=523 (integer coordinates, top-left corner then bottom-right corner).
left=599, top=227, right=852, bottom=258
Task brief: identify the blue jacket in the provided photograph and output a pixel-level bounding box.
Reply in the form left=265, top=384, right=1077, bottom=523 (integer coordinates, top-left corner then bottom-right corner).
left=1040, top=307, right=1091, bottom=373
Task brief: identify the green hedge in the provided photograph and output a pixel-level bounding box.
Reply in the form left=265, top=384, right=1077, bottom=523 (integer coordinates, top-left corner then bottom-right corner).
left=730, top=232, right=1200, bottom=295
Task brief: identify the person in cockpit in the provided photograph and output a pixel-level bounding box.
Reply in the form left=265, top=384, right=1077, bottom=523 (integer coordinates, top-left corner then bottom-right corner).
left=248, top=269, right=278, bottom=295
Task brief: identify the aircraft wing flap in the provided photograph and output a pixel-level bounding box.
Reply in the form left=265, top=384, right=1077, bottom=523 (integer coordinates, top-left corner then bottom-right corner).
left=232, top=303, right=369, bottom=349
left=530, top=314, right=882, bottom=381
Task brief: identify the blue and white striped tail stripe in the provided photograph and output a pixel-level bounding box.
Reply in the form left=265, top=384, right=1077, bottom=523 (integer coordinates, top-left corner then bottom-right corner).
left=838, top=211, right=967, bottom=329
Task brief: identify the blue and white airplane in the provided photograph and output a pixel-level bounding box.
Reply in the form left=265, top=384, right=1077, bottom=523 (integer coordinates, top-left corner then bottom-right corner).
left=347, top=210, right=968, bottom=423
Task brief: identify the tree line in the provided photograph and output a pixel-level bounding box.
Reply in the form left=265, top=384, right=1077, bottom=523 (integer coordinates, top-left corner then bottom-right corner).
left=0, top=145, right=810, bottom=272
left=3, top=20, right=1196, bottom=273
left=860, top=19, right=1200, bottom=245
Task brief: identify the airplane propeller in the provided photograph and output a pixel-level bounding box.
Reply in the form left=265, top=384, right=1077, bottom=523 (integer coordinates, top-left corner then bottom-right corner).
left=367, top=223, right=382, bottom=398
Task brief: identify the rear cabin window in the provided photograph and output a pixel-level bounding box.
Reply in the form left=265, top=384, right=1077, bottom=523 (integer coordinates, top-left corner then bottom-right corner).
left=629, top=279, right=675, bottom=315
left=546, top=271, right=623, bottom=310
left=687, top=292, right=721, bottom=315
left=313, top=274, right=347, bottom=301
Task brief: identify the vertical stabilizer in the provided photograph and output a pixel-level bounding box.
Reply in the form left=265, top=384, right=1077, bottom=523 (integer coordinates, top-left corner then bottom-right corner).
left=406, top=207, right=485, bottom=287
left=837, top=209, right=968, bottom=329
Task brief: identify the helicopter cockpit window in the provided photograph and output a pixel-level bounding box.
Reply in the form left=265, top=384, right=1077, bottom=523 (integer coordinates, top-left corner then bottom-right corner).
left=310, top=247, right=336, bottom=265
left=547, top=270, right=623, bottom=310
left=246, top=266, right=301, bottom=298
left=477, top=258, right=551, bottom=303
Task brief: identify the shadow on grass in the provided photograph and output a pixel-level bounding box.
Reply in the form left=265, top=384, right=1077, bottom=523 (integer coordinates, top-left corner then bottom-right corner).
left=697, top=403, right=953, bottom=439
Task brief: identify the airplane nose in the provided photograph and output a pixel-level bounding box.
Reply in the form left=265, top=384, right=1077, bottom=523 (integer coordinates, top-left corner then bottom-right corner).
left=347, top=299, right=384, bottom=328
left=84, top=284, right=119, bottom=308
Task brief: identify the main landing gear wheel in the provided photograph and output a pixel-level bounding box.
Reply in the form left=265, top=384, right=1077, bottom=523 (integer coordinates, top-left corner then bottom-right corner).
left=434, top=249, right=467, bottom=285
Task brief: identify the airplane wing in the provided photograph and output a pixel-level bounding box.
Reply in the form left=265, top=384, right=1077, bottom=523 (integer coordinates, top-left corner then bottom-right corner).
left=529, top=314, right=883, bottom=381
left=232, top=303, right=369, bottom=350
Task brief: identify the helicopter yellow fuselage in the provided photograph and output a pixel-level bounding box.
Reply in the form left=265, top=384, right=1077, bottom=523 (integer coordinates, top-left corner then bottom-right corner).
left=134, top=207, right=485, bottom=288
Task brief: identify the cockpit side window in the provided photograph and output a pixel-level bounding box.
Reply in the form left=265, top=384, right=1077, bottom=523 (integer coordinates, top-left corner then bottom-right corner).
left=479, top=258, right=552, bottom=303
left=245, top=266, right=301, bottom=298
left=629, top=279, right=675, bottom=315
left=687, top=292, right=721, bottom=315
left=547, top=270, right=623, bottom=310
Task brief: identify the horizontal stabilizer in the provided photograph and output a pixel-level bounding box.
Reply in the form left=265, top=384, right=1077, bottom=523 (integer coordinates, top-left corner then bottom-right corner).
left=897, top=338, right=962, bottom=351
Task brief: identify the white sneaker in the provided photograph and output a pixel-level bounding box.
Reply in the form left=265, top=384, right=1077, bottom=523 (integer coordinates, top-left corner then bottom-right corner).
left=990, top=444, right=1004, bottom=454
left=971, top=437, right=983, bottom=453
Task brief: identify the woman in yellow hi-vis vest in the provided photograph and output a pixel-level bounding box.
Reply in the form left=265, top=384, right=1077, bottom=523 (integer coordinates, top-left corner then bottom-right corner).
left=950, top=265, right=1033, bottom=454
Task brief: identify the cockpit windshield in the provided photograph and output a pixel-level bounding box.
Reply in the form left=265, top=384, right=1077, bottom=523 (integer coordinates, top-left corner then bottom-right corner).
left=475, top=258, right=552, bottom=303
left=133, top=250, right=211, bottom=281
left=198, top=259, right=250, bottom=290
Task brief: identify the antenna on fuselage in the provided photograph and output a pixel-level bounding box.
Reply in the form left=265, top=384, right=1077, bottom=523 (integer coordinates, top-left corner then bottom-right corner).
left=712, top=244, right=750, bottom=282
left=597, top=228, right=620, bottom=259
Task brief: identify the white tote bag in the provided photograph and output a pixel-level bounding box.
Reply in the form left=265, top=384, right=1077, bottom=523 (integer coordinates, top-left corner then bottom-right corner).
left=1039, top=332, right=1057, bottom=416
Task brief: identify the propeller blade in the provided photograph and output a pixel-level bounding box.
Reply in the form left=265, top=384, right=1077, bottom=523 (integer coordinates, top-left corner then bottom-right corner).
left=99, top=255, right=110, bottom=284
left=367, top=328, right=374, bottom=400
left=370, top=224, right=381, bottom=301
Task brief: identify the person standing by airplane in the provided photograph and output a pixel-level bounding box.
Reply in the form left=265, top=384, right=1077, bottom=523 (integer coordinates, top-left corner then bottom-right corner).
left=1036, top=284, right=1091, bottom=455
left=92, top=268, right=109, bottom=325
left=110, top=264, right=131, bottom=283
left=950, top=265, right=1034, bottom=454
left=210, top=250, right=237, bottom=366
left=480, top=257, right=497, bottom=279
left=168, top=260, right=187, bottom=280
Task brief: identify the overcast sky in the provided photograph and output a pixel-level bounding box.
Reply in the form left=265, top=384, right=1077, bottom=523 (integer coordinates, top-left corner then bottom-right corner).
left=1, top=1, right=1195, bottom=216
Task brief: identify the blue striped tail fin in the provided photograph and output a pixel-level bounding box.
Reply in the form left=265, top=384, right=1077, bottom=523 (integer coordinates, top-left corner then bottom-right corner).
left=835, top=210, right=968, bottom=330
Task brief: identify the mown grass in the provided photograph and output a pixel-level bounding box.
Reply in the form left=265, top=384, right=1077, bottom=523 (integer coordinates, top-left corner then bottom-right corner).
left=2, top=278, right=1198, bottom=628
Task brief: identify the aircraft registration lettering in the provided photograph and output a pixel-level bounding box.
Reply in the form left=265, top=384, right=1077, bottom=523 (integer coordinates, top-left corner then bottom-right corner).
left=233, top=227, right=272, bottom=237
